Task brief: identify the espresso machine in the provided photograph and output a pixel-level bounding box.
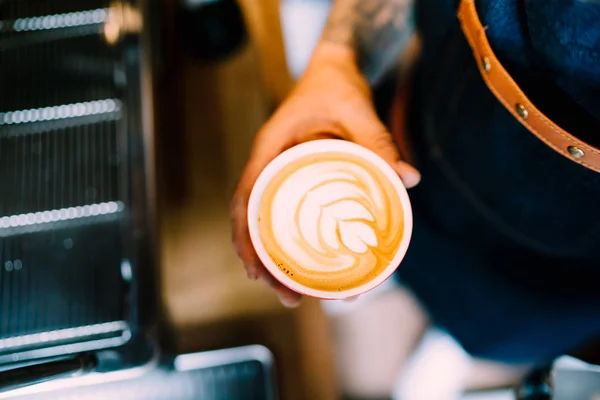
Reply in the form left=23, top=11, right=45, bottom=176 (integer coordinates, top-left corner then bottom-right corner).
left=0, top=0, right=276, bottom=398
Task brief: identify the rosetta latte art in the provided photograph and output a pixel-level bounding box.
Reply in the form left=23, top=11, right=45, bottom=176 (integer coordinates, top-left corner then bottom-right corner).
left=258, top=152, right=404, bottom=292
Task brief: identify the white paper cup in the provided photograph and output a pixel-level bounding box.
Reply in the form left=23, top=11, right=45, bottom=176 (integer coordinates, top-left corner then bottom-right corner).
left=247, top=139, right=413, bottom=299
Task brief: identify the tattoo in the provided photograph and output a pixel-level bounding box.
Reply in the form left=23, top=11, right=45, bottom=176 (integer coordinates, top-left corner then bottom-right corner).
left=322, top=0, right=415, bottom=84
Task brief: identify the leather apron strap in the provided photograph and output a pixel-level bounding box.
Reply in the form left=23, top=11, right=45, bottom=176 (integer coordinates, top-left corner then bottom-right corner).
left=458, top=0, right=600, bottom=174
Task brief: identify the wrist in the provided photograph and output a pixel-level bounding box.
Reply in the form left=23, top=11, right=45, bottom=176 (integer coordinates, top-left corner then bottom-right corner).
left=306, top=40, right=361, bottom=75
left=291, top=40, right=372, bottom=99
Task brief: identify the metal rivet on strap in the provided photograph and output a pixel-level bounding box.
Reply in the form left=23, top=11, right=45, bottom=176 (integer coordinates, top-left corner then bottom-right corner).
left=567, top=146, right=585, bottom=159
left=516, top=103, right=528, bottom=119
left=482, top=57, right=491, bottom=72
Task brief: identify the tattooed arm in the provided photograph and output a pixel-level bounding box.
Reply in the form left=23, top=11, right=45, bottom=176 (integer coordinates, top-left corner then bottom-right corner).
left=321, top=0, right=415, bottom=85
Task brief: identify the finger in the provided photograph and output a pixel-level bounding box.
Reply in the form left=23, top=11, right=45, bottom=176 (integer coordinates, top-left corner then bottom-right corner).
left=356, top=130, right=420, bottom=188
left=231, top=117, right=307, bottom=307
left=260, top=270, right=303, bottom=308
left=345, top=110, right=421, bottom=188
left=231, top=193, right=262, bottom=279
left=232, top=191, right=302, bottom=308
left=231, top=123, right=291, bottom=275
left=396, top=161, right=421, bottom=189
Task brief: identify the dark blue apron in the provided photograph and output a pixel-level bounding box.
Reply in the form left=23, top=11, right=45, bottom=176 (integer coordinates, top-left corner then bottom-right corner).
left=394, top=0, right=600, bottom=363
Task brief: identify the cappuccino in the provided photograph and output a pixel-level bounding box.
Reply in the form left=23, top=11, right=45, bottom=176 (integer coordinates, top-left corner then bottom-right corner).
left=248, top=140, right=412, bottom=299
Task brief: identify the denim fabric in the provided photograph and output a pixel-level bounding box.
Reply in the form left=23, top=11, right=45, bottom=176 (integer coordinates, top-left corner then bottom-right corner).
left=394, top=0, right=600, bottom=363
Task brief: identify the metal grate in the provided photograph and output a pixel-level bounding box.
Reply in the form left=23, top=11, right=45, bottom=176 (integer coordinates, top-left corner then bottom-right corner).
left=0, top=121, right=121, bottom=219
left=0, top=0, right=132, bottom=362
left=11, top=362, right=271, bottom=400
left=0, top=0, right=111, bottom=21
left=0, top=222, right=127, bottom=358
left=0, top=34, right=119, bottom=111
left=8, top=346, right=278, bottom=400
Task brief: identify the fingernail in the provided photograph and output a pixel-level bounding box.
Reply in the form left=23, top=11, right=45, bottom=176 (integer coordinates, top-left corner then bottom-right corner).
left=402, top=173, right=421, bottom=189
left=278, top=294, right=301, bottom=309
left=246, top=265, right=259, bottom=280
left=397, top=162, right=421, bottom=188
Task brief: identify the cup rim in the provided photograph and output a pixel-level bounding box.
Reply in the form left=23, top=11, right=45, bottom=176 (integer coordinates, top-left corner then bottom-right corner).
left=247, top=139, right=413, bottom=300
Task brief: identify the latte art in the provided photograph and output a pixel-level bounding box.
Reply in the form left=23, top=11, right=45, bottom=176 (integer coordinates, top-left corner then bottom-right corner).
left=258, top=152, right=404, bottom=292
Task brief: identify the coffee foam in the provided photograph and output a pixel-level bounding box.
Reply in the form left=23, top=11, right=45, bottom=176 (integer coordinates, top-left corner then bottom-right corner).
left=258, top=152, right=404, bottom=292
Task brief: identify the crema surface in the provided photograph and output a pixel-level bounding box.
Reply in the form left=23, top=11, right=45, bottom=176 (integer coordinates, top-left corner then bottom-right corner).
left=258, top=152, right=404, bottom=292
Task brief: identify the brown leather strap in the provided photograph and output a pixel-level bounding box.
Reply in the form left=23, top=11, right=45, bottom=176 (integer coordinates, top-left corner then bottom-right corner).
left=458, top=0, right=600, bottom=173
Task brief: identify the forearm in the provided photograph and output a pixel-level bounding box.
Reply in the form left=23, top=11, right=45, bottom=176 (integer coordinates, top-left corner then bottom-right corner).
left=320, top=0, right=415, bottom=85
